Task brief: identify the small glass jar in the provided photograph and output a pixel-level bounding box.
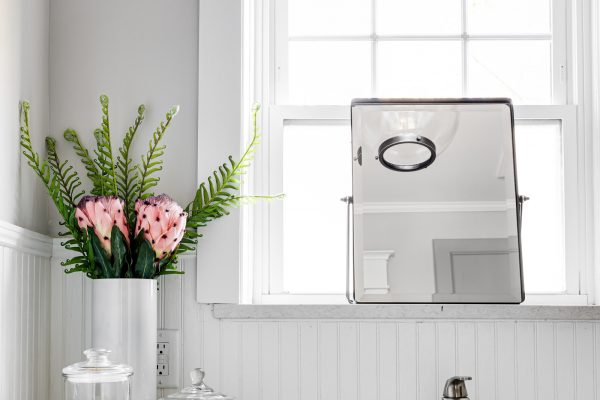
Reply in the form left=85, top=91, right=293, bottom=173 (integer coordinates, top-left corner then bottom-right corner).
left=63, top=348, right=133, bottom=400
left=161, top=369, right=234, bottom=399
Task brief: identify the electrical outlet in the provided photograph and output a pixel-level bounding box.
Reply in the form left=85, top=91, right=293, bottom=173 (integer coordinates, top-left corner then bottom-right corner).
left=157, top=330, right=180, bottom=389
left=157, top=342, right=169, bottom=356
left=157, top=363, right=169, bottom=376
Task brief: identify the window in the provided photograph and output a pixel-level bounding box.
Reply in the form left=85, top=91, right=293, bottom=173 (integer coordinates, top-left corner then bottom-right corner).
left=245, top=0, right=589, bottom=304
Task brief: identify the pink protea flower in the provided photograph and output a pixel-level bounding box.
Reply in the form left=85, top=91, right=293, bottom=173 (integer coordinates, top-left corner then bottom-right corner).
left=75, top=196, right=130, bottom=256
left=134, top=194, right=187, bottom=260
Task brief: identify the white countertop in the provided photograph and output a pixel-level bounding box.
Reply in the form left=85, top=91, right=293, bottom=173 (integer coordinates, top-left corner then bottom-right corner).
left=213, top=304, right=600, bottom=320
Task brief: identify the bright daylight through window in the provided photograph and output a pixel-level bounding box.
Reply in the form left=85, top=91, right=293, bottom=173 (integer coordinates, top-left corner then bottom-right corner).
left=249, top=0, right=583, bottom=302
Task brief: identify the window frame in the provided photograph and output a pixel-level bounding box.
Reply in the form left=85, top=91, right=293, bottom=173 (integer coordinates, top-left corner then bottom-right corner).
left=242, top=0, right=592, bottom=305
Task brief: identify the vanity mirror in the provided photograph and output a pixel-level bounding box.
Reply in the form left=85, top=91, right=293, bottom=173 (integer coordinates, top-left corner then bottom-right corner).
left=349, top=98, right=525, bottom=304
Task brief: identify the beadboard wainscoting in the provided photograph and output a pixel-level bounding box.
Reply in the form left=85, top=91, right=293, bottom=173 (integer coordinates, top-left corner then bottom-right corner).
left=49, top=248, right=600, bottom=400
left=0, top=222, right=52, bottom=400
left=152, top=261, right=600, bottom=400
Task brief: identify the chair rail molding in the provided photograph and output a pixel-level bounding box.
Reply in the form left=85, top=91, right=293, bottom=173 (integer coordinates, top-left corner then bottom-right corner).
left=0, top=220, right=52, bottom=257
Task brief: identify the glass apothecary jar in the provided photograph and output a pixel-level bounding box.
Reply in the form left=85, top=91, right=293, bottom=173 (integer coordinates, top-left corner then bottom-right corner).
left=63, top=348, right=133, bottom=400
left=161, top=368, right=234, bottom=399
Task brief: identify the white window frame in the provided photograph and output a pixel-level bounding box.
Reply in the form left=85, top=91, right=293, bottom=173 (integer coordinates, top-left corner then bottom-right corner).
left=242, top=0, right=595, bottom=305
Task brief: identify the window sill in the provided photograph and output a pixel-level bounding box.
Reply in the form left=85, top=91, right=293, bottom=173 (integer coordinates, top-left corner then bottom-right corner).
left=212, top=303, right=600, bottom=321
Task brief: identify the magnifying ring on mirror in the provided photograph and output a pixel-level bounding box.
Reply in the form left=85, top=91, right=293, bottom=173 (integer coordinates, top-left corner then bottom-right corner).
left=377, top=134, right=437, bottom=172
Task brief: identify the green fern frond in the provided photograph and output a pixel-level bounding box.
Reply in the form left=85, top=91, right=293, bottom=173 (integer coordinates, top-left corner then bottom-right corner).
left=63, top=128, right=104, bottom=195
left=20, top=101, right=92, bottom=275
left=20, top=102, right=68, bottom=220
left=93, top=95, right=118, bottom=195
left=137, top=105, right=179, bottom=200
left=46, top=137, right=84, bottom=208
left=117, top=104, right=145, bottom=226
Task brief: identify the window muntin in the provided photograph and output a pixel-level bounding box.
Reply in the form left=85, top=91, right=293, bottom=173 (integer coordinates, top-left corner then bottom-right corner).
left=280, top=0, right=562, bottom=105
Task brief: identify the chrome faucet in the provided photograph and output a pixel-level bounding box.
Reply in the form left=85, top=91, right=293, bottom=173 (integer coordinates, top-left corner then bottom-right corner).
left=442, top=376, right=472, bottom=400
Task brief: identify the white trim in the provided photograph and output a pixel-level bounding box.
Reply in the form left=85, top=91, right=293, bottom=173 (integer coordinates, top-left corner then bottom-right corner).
left=273, top=0, right=288, bottom=103
left=196, top=0, right=244, bottom=304
left=552, top=0, right=569, bottom=104
left=580, top=0, right=600, bottom=306
left=258, top=294, right=348, bottom=304
left=514, top=105, right=583, bottom=296
left=270, top=105, right=349, bottom=120
left=363, top=250, right=395, bottom=261
left=265, top=105, right=351, bottom=295
left=0, top=221, right=52, bottom=257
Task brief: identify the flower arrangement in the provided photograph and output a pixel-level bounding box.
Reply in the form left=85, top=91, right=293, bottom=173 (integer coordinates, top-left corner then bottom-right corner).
left=19, top=95, right=276, bottom=279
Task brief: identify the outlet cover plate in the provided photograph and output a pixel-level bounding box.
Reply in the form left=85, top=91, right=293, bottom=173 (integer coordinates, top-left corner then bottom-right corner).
left=157, top=329, right=180, bottom=389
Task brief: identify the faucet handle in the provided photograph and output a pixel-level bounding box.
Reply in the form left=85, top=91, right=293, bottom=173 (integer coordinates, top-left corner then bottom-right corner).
left=443, top=376, right=472, bottom=399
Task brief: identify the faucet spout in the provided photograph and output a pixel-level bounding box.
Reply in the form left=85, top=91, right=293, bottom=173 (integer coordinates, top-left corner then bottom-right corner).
left=442, top=376, right=472, bottom=400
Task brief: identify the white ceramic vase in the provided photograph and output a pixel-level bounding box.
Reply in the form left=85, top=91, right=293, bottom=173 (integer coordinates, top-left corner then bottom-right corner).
left=91, top=279, right=157, bottom=400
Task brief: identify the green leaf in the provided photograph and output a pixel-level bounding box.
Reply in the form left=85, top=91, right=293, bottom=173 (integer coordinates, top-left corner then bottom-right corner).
left=63, top=128, right=104, bottom=195
left=117, top=104, right=145, bottom=227
left=158, top=270, right=185, bottom=275
left=137, top=105, right=179, bottom=199
left=111, top=226, right=127, bottom=278
left=90, top=228, right=112, bottom=278
left=134, top=239, right=155, bottom=279
left=46, top=136, right=83, bottom=208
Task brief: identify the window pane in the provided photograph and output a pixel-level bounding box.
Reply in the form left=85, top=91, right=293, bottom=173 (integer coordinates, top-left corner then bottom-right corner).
left=377, top=41, right=462, bottom=98
left=288, top=41, right=371, bottom=105
left=467, top=40, right=552, bottom=104
left=515, top=120, right=566, bottom=293
left=376, top=0, right=462, bottom=35
left=467, top=0, right=551, bottom=35
left=282, top=122, right=352, bottom=293
left=288, top=0, right=371, bottom=36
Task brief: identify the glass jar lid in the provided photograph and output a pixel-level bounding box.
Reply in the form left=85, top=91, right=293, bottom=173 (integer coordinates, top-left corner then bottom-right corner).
left=63, top=348, right=133, bottom=383
left=165, top=369, right=234, bottom=399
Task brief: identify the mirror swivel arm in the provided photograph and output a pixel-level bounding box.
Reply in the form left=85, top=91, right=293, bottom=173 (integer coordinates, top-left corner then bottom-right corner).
left=341, top=196, right=355, bottom=304
left=518, top=195, right=530, bottom=233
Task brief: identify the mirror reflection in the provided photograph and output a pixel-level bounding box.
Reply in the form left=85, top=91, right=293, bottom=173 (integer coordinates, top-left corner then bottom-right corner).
left=350, top=99, right=524, bottom=303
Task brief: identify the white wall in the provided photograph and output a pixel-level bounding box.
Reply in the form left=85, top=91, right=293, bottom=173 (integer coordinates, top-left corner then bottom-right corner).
left=49, top=0, right=200, bottom=234
left=0, top=0, right=50, bottom=234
